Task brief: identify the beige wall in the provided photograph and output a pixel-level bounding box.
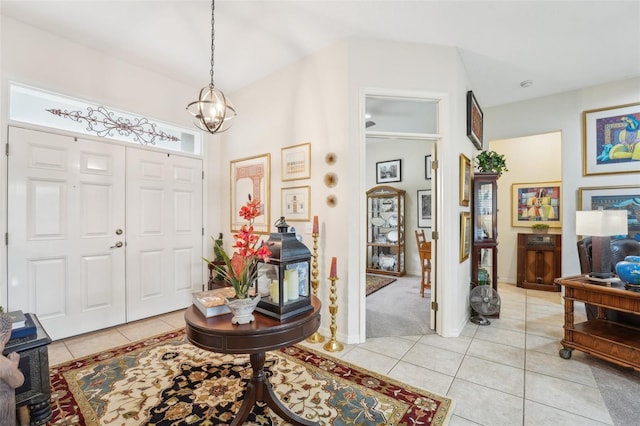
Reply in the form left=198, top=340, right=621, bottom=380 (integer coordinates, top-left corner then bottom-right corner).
left=485, top=77, right=640, bottom=278
left=488, top=132, right=562, bottom=284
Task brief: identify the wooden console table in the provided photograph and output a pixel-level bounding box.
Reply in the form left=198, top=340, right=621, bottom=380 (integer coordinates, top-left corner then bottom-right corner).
left=185, top=296, right=321, bottom=425
left=555, top=275, right=640, bottom=371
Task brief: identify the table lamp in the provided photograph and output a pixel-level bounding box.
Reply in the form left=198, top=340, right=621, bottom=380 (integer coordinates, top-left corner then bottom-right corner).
left=576, top=210, right=628, bottom=279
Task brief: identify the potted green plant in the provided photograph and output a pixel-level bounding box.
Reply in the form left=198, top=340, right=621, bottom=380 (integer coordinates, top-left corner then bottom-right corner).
left=475, top=150, right=508, bottom=177
left=531, top=223, right=549, bottom=234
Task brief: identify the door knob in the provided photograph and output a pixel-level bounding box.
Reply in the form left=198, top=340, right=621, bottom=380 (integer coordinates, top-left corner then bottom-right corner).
left=110, top=241, right=123, bottom=249
left=115, top=229, right=123, bottom=235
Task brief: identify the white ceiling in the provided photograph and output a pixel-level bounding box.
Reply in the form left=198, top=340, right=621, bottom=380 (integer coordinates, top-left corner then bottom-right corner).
left=1, top=0, right=639, bottom=108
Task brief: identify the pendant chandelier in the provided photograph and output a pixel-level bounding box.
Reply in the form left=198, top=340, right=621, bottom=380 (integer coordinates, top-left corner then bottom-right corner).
left=186, top=0, right=236, bottom=134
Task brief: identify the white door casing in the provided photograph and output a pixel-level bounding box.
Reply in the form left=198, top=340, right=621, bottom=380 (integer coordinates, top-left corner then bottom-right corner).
left=125, top=148, right=203, bottom=321
left=7, top=127, right=126, bottom=340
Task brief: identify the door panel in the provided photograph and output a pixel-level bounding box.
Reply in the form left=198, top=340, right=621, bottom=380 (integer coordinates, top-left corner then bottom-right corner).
left=8, top=127, right=126, bottom=340
left=126, top=149, right=202, bottom=321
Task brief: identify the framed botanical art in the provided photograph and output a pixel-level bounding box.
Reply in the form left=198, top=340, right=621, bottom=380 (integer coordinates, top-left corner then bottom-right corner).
left=582, top=102, right=640, bottom=176
left=281, top=186, right=310, bottom=221
left=417, top=189, right=432, bottom=228
left=281, top=143, right=311, bottom=181
left=460, top=212, right=471, bottom=262
left=466, top=90, right=483, bottom=150
left=376, top=159, right=402, bottom=184
left=459, top=154, right=471, bottom=206
left=511, top=181, right=562, bottom=228
left=230, top=153, right=270, bottom=234
left=425, top=155, right=432, bottom=180
left=578, top=185, right=640, bottom=240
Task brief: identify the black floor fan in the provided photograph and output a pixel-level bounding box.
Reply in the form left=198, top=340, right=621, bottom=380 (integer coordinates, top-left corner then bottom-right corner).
left=470, top=285, right=501, bottom=325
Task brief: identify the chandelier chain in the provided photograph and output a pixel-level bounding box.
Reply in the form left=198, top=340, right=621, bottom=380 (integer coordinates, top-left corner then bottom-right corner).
left=210, top=0, right=215, bottom=88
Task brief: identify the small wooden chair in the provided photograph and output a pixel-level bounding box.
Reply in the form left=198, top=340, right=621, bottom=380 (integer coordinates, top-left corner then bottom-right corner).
left=415, top=230, right=432, bottom=297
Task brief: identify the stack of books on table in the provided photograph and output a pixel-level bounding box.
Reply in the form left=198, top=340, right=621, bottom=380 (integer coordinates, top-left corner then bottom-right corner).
left=7, top=310, right=37, bottom=340
left=192, top=287, right=236, bottom=318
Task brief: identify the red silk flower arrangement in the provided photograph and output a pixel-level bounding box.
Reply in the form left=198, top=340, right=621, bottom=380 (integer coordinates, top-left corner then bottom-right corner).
left=205, top=196, right=271, bottom=299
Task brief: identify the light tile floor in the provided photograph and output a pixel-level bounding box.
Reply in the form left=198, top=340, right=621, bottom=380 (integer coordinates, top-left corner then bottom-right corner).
left=48, top=281, right=631, bottom=425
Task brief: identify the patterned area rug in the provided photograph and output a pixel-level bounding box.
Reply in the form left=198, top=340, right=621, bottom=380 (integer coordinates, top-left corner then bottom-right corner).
left=366, top=274, right=397, bottom=296
left=48, top=329, right=452, bottom=425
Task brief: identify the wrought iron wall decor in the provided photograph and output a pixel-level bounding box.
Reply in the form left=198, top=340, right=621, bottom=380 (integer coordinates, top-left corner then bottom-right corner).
left=47, top=107, right=179, bottom=145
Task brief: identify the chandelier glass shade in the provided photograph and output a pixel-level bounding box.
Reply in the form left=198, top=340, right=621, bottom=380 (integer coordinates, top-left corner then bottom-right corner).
left=186, top=0, right=235, bottom=134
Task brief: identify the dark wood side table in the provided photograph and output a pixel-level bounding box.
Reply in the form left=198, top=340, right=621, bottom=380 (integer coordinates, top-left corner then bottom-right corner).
left=4, top=314, right=52, bottom=425
left=185, top=296, right=321, bottom=426
left=555, top=275, right=640, bottom=371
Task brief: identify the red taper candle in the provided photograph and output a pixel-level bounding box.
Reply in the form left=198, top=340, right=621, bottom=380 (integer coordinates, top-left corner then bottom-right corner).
left=313, top=215, right=319, bottom=234
left=330, top=257, right=337, bottom=277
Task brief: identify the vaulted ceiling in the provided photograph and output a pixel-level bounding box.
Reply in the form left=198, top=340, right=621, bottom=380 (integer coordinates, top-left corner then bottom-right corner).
left=2, top=1, right=639, bottom=108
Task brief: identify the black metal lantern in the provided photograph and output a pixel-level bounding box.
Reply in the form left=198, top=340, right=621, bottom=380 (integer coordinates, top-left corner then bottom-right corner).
left=255, top=217, right=312, bottom=320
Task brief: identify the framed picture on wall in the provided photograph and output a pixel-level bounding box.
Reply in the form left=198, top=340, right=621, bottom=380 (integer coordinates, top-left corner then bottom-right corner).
left=425, top=155, right=432, bottom=180
left=281, top=186, right=310, bottom=221
left=281, top=143, right=311, bottom=181
left=511, top=181, right=562, bottom=228
left=417, top=189, right=432, bottom=228
left=582, top=102, right=640, bottom=176
left=578, top=185, right=640, bottom=240
left=459, top=154, right=471, bottom=206
left=460, top=212, right=471, bottom=262
left=230, top=153, right=270, bottom=234
left=466, top=91, right=483, bottom=150
left=376, top=159, right=402, bottom=183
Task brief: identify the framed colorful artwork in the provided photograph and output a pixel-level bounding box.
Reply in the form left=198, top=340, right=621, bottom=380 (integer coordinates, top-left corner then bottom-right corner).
left=459, top=154, right=471, bottom=206
left=376, top=159, right=402, bottom=183
left=578, top=185, right=640, bottom=240
left=417, top=189, right=432, bottom=228
left=281, top=143, right=311, bottom=181
left=460, top=212, right=471, bottom=262
left=466, top=91, right=483, bottom=150
left=281, top=186, right=310, bottom=221
left=230, top=153, right=270, bottom=234
left=582, top=102, right=640, bottom=176
left=511, top=181, right=562, bottom=228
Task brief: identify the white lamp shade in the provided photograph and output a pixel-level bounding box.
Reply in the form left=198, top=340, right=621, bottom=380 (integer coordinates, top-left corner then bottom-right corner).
left=575, top=210, right=628, bottom=236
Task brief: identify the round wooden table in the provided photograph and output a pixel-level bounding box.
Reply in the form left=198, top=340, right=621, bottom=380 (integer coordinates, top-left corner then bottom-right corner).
left=185, top=296, right=321, bottom=426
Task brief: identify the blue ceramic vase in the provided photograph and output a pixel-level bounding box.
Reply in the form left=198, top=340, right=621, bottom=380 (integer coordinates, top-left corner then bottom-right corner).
left=615, top=256, right=640, bottom=285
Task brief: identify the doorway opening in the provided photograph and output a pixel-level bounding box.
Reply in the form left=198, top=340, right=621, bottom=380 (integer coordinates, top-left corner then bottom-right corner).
left=361, top=92, right=442, bottom=340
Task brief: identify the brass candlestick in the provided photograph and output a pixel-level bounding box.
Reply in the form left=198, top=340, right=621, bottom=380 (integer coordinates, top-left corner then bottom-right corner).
left=323, top=273, right=344, bottom=352
left=307, top=232, right=325, bottom=343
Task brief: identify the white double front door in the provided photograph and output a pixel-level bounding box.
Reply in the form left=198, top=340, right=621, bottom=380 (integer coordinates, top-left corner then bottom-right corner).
left=7, top=127, right=203, bottom=340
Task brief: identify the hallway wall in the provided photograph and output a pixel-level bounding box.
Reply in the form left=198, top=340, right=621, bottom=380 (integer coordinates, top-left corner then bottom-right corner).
left=484, top=77, right=640, bottom=277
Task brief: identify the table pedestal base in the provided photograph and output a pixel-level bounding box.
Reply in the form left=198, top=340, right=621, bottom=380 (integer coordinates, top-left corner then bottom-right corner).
left=232, top=352, right=318, bottom=426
